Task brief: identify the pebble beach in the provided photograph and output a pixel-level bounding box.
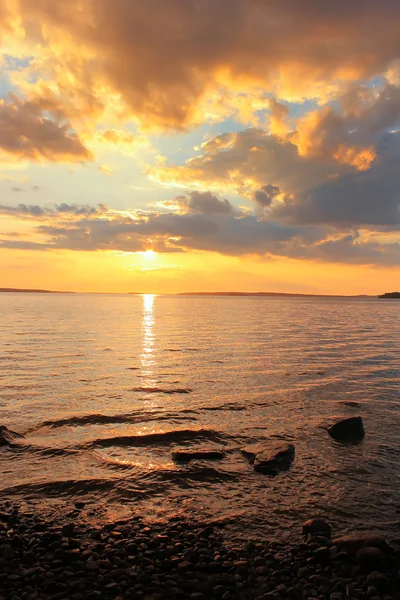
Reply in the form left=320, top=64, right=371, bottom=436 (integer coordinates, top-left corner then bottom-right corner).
left=0, top=503, right=399, bottom=600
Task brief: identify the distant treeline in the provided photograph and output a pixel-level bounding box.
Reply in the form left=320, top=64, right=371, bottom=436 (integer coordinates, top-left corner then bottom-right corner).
left=379, top=292, right=400, bottom=298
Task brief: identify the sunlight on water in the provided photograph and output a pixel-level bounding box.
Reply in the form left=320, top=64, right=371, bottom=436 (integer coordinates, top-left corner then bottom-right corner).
left=140, top=294, right=156, bottom=376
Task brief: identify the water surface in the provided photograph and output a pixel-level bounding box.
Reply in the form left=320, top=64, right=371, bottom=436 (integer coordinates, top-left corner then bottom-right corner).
left=0, top=293, right=399, bottom=541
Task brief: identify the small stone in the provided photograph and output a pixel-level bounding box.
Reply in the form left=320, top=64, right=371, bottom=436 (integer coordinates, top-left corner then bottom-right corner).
left=314, top=547, right=330, bottom=564
left=85, top=593, right=102, bottom=600
left=62, top=523, right=75, bottom=537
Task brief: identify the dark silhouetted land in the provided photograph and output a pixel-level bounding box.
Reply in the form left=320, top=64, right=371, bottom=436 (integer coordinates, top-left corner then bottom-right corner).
left=379, top=292, right=400, bottom=298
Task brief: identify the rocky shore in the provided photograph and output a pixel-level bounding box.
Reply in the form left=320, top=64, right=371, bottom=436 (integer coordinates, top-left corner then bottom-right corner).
left=0, top=504, right=399, bottom=600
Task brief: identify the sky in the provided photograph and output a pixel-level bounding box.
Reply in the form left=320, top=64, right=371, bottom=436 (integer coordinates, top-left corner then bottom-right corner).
left=0, top=0, right=399, bottom=294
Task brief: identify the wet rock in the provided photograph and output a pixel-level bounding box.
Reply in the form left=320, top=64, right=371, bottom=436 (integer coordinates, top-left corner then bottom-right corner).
left=356, top=547, right=386, bottom=571
left=0, top=425, right=23, bottom=446
left=303, top=520, right=332, bottom=540
left=242, top=442, right=295, bottom=474
left=333, top=536, right=389, bottom=555
left=328, top=417, right=365, bottom=442
left=172, top=449, right=225, bottom=462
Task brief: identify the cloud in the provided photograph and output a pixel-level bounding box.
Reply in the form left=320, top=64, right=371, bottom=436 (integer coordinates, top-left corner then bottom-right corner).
left=0, top=202, right=102, bottom=218
left=98, top=164, right=114, bottom=176
left=186, top=191, right=235, bottom=215
left=273, top=132, right=400, bottom=227
left=151, top=81, right=400, bottom=229
left=0, top=199, right=398, bottom=266
left=253, top=185, right=281, bottom=208
left=3, top=0, right=400, bottom=130
left=0, top=94, right=91, bottom=162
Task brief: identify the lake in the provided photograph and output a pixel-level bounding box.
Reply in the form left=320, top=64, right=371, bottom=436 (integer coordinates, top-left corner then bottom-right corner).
left=0, top=293, right=399, bottom=541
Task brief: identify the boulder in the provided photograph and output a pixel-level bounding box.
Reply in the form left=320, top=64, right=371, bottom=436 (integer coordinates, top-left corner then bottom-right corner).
left=333, top=535, right=389, bottom=554
left=328, top=417, right=365, bottom=442
left=172, top=449, right=225, bottom=462
left=0, top=425, right=23, bottom=447
left=241, top=442, right=295, bottom=474
left=356, top=546, right=386, bottom=571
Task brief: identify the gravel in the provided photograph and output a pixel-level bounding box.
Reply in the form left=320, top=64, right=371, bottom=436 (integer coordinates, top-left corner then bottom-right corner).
left=0, top=504, right=400, bottom=600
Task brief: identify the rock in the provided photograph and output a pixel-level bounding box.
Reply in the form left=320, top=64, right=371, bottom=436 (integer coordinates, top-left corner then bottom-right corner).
left=0, top=425, right=23, bottom=446
left=303, top=519, right=332, bottom=540
left=62, top=523, right=75, bottom=537
left=172, top=449, right=225, bottom=462
left=333, top=536, right=389, bottom=555
left=328, top=417, right=365, bottom=442
left=314, top=546, right=330, bottom=564
left=242, top=442, right=295, bottom=474
left=0, top=543, right=16, bottom=560
left=241, top=443, right=273, bottom=461
left=366, top=572, right=389, bottom=592
left=356, top=547, right=386, bottom=571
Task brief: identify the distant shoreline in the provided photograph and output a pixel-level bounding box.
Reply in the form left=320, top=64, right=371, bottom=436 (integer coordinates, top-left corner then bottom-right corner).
left=0, top=288, right=74, bottom=294
left=0, top=288, right=380, bottom=298
left=178, top=291, right=375, bottom=298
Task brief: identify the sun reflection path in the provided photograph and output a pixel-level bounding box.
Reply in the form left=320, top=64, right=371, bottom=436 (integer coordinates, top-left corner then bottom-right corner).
left=140, top=294, right=156, bottom=379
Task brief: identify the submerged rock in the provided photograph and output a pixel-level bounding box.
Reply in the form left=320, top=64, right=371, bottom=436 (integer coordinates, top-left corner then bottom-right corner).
left=0, top=425, right=23, bottom=446
left=172, top=449, right=225, bottom=462
left=242, top=442, right=295, bottom=474
left=328, top=416, right=365, bottom=442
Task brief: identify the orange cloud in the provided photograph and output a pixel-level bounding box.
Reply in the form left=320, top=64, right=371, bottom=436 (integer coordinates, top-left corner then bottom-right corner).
left=3, top=0, right=400, bottom=130
left=0, top=94, right=91, bottom=162
left=333, top=145, right=377, bottom=171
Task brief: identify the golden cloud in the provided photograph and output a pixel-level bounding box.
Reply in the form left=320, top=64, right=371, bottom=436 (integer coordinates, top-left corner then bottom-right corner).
left=0, top=94, right=92, bottom=162
left=3, top=0, right=400, bottom=130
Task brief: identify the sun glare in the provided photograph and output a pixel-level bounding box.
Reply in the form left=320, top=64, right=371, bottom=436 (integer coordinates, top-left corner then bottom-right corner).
left=143, top=249, right=156, bottom=259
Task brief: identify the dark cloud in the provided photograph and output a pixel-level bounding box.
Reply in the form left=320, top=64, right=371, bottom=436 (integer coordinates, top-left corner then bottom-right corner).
left=272, top=132, right=400, bottom=227
left=0, top=200, right=398, bottom=266
left=0, top=203, right=102, bottom=219
left=186, top=191, right=235, bottom=214
left=253, top=185, right=281, bottom=207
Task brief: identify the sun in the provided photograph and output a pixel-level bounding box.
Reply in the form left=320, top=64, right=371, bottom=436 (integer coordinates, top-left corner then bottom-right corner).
left=143, top=249, right=156, bottom=259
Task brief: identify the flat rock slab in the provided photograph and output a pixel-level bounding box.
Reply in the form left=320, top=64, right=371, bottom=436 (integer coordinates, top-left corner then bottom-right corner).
left=172, top=449, right=225, bottom=462
left=328, top=416, right=365, bottom=442
left=241, top=442, right=295, bottom=475
left=0, top=425, right=23, bottom=447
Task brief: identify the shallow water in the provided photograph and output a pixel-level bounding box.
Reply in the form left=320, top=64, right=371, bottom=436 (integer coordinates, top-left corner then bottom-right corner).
left=0, top=293, right=399, bottom=541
